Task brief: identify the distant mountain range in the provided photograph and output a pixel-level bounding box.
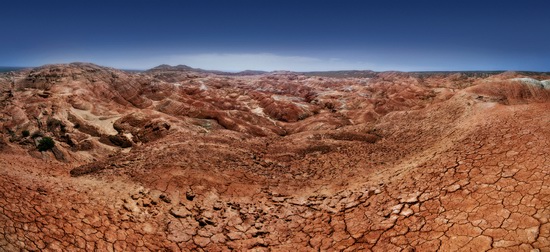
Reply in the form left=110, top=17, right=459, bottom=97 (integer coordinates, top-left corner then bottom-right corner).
left=146, top=64, right=382, bottom=77
left=146, top=64, right=268, bottom=76
left=2, top=64, right=549, bottom=78
left=0, top=67, right=28, bottom=73
left=146, top=64, right=550, bottom=78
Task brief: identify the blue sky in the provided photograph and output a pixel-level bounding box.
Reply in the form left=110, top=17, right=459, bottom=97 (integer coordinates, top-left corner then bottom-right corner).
left=2, top=0, right=550, bottom=71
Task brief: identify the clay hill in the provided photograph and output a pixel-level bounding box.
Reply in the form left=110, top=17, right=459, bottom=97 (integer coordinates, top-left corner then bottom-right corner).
left=1, top=62, right=550, bottom=251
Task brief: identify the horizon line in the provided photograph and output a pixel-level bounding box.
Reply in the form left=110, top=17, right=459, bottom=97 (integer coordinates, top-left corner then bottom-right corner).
left=1, top=63, right=549, bottom=74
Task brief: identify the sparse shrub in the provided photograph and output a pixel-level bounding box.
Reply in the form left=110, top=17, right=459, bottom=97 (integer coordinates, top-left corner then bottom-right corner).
left=201, top=121, right=212, bottom=130
left=7, top=131, right=16, bottom=142
left=37, top=137, right=55, bottom=152
left=47, top=118, right=62, bottom=128
left=22, top=130, right=30, bottom=137
left=47, top=118, right=66, bottom=133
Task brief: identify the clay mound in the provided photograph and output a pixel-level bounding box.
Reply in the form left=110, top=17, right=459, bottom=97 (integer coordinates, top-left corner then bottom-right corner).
left=468, top=79, right=550, bottom=104
left=113, top=112, right=171, bottom=143
left=1, top=64, right=549, bottom=251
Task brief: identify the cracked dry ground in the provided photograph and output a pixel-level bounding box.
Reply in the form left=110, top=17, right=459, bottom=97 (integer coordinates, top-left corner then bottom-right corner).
left=1, top=99, right=550, bottom=251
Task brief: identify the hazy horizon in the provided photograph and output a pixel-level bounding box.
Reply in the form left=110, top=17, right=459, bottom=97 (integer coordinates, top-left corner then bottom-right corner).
left=2, top=62, right=549, bottom=74
left=2, top=0, right=550, bottom=72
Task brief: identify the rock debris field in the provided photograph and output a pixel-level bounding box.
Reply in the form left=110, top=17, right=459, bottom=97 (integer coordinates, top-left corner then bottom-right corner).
left=0, top=63, right=549, bottom=251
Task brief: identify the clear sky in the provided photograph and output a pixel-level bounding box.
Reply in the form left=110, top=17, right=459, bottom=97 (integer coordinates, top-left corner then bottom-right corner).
left=2, top=0, right=550, bottom=71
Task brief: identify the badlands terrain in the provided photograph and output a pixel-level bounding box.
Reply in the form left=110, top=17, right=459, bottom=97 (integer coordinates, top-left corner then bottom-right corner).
left=0, top=63, right=549, bottom=251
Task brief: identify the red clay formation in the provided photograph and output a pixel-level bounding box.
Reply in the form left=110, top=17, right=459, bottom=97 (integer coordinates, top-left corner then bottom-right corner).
left=1, top=63, right=549, bottom=251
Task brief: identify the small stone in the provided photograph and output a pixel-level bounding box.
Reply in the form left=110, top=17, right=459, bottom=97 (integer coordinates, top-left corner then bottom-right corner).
left=170, top=206, right=191, bottom=218
left=186, top=190, right=196, bottom=201
left=502, top=169, right=518, bottom=178
left=37, top=187, right=47, bottom=195
left=400, top=193, right=419, bottom=204
left=104, top=229, right=117, bottom=243
left=400, top=208, right=414, bottom=217
left=142, top=197, right=152, bottom=207
left=202, top=211, right=214, bottom=219
left=344, top=200, right=361, bottom=209
left=506, top=150, right=519, bottom=157
left=211, top=233, right=226, bottom=243
left=149, top=190, right=163, bottom=204
left=227, top=215, right=243, bottom=226
left=272, top=196, right=286, bottom=202
left=123, top=202, right=140, bottom=213
left=446, top=184, right=461, bottom=193
left=194, top=236, right=211, bottom=247
left=142, top=222, right=155, bottom=234
left=159, top=194, right=171, bottom=203
left=213, top=201, right=224, bottom=210
left=391, top=204, right=404, bottom=214
left=227, top=231, right=245, bottom=240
